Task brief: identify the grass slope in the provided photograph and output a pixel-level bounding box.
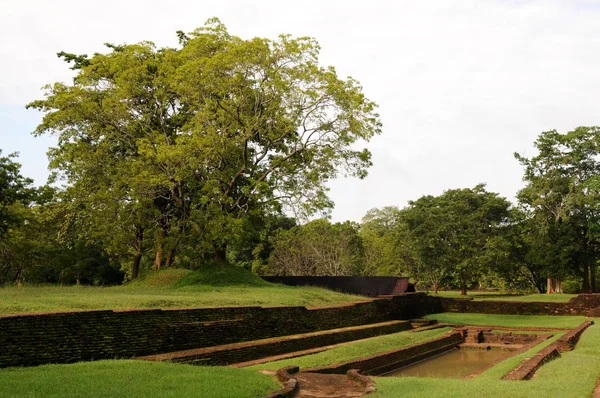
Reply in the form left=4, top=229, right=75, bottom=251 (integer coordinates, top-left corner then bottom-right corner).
left=0, top=360, right=279, bottom=398
left=425, top=313, right=588, bottom=328
left=371, top=321, right=600, bottom=398
left=0, top=267, right=363, bottom=315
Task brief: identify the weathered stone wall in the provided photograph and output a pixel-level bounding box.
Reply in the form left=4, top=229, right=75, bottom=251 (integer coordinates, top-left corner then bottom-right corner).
left=141, top=321, right=410, bottom=366
left=439, top=294, right=600, bottom=317
left=0, top=293, right=441, bottom=368
left=7, top=292, right=597, bottom=369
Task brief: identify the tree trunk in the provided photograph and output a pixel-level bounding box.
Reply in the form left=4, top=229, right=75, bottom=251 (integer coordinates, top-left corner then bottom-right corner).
left=547, top=278, right=563, bottom=294
left=131, top=225, right=144, bottom=280
left=583, top=263, right=590, bottom=293
left=165, top=248, right=176, bottom=268
left=131, top=253, right=142, bottom=280
left=591, top=265, right=597, bottom=293
left=214, top=244, right=227, bottom=262
left=460, top=278, right=467, bottom=296
left=154, top=241, right=163, bottom=271
left=555, top=279, right=563, bottom=293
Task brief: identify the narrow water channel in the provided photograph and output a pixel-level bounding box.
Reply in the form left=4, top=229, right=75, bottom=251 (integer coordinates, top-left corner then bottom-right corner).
left=384, top=348, right=511, bottom=379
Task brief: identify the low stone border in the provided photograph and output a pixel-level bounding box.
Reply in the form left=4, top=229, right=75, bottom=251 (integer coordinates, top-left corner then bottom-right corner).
left=502, top=345, right=560, bottom=380
left=556, top=320, right=593, bottom=352
left=263, top=366, right=300, bottom=398
left=347, top=369, right=377, bottom=394
left=502, top=321, right=594, bottom=380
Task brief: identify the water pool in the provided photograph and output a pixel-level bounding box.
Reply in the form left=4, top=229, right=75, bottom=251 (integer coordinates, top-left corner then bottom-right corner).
left=383, top=348, right=511, bottom=378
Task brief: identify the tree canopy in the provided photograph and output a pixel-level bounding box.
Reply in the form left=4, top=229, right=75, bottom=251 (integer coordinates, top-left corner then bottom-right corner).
left=516, top=126, right=600, bottom=292
left=27, top=19, right=381, bottom=278
left=403, top=185, right=512, bottom=294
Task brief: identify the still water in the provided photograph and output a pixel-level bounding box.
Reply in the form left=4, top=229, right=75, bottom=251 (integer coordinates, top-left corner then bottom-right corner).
left=384, top=348, right=511, bottom=379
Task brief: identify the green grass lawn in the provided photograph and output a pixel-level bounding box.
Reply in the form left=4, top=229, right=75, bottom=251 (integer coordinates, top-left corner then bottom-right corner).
left=371, top=320, right=600, bottom=398
left=0, top=360, right=279, bottom=398
left=432, top=291, right=577, bottom=302
left=0, top=268, right=363, bottom=314
left=249, top=327, right=453, bottom=371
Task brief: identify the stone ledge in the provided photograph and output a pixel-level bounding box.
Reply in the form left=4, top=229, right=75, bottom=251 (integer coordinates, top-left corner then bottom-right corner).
left=263, top=366, right=299, bottom=398
left=347, top=369, right=377, bottom=394
left=556, top=320, right=594, bottom=352
left=502, top=321, right=593, bottom=380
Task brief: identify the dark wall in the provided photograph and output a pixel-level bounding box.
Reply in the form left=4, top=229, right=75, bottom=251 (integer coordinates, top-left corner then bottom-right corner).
left=439, top=294, right=600, bottom=317
left=261, top=276, right=409, bottom=297
left=5, top=293, right=598, bottom=369
left=0, top=293, right=440, bottom=368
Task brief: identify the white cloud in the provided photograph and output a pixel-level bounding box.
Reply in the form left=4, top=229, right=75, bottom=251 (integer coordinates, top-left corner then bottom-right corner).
left=2, top=0, right=600, bottom=221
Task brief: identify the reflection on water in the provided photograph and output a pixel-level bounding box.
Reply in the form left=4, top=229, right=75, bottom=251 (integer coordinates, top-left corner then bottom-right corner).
left=384, top=348, right=511, bottom=379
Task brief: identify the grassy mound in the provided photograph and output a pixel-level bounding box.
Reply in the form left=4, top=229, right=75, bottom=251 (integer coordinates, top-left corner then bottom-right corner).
left=172, top=263, right=272, bottom=289
left=125, top=269, right=193, bottom=288
left=124, top=264, right=272, bottom=289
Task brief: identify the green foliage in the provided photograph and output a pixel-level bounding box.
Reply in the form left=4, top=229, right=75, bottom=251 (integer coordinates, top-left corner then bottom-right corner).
left=0, top=151, right=123, bottom=286
left=266, top=219, right=364, bottom=275
left=0, top=150, right=35, bottom=239
left=359, top=206, right=417, bottom=277
left=27, top=19, right=381, bottom=278
left=403, top=185, right=512, bottom=294
left=516, top=126, right=600, bottom=292
left=561, top=276, right=583, bottom=294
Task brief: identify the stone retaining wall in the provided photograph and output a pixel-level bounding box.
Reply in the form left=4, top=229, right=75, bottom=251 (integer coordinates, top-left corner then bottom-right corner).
left=140, top=321, right=410, bottom=366
left=3, top=292, right=598, bottom=369
left=440, top=294, right=600, bottom=316
left=0, top=293, right=441, bottom=368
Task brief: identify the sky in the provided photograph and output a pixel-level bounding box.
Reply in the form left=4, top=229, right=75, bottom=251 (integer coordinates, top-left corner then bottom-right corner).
left=2, top=0, right=600, bottom=222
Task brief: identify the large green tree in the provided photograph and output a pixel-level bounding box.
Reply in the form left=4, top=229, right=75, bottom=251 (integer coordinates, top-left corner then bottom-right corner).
left=403, top=185, right=512, bottom=295
left=0, top=150, right=36, bottom=239
left=28, top=19, right=381, bottom=278
left=359, top=206, right=417, bottom=277
left=516, top=126, right=600, bottom=293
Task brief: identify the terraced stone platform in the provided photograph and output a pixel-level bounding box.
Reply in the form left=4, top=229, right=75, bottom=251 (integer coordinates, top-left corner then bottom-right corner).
left=139, top=320, right=410, bottom=366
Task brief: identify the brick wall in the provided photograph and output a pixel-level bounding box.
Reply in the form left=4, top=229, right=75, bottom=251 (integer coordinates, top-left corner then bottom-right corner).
left=0, top=293, right=441, bottom=368
left=439, top=294, right=600, bottom=316
left=6, top=293, right=597, bottom=369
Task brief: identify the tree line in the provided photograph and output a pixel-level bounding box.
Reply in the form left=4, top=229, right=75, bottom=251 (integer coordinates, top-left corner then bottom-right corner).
left=1, top=20, right=599, bottom=293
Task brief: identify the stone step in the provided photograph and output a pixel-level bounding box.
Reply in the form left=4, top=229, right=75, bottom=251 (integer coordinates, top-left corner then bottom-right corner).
left=410, top=318, right=437, bottom=328
left=138, top=320, right=410, bottom=366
